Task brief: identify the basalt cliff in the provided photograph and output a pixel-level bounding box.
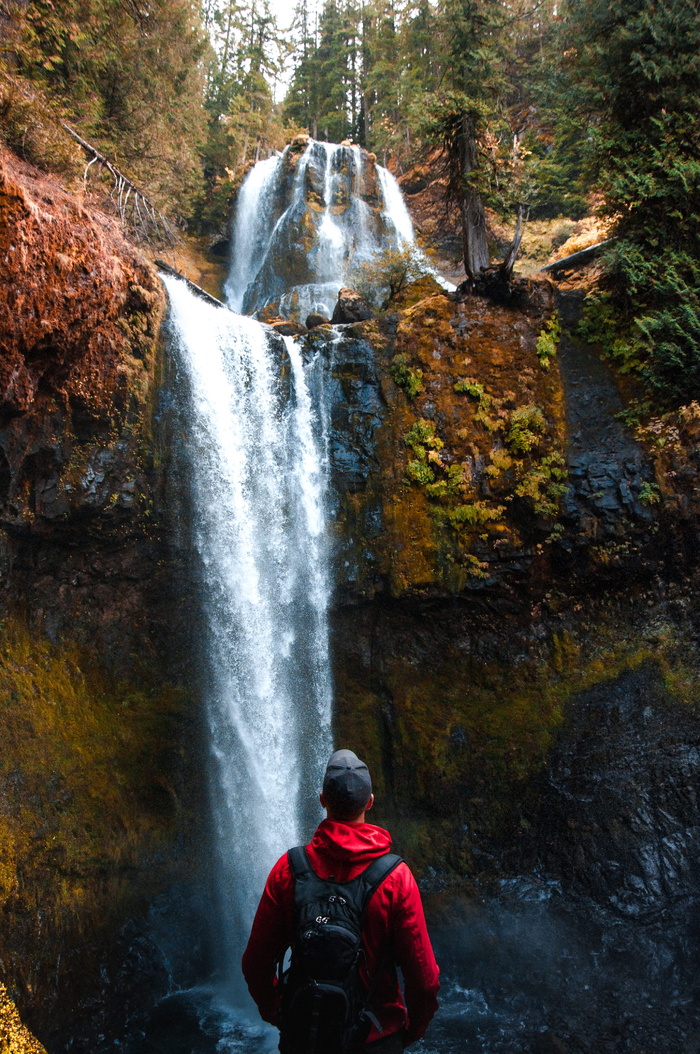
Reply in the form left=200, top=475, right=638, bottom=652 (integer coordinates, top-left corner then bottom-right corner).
left=1, top=142, right=700, bottom=1053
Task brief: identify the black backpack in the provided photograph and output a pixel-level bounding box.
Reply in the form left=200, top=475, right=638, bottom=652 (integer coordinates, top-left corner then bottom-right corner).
left=278, top=845, right=402, bottom=1054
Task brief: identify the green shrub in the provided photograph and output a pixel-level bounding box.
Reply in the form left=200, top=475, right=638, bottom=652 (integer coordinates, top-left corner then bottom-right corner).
left=536, top=312, right=561, bottom=371
left=405, top=419, right=443, bottom=452
left=639, top=481, right=661, bottom=506
left=506, top=405, right=547, bottom=453
left=391, top=354, right=424, bottom=400
left=454, top=378, right=487, bottom=398
left=406, top=459, right=435, bottom=485
left=349, top=245, right=429, bottom=309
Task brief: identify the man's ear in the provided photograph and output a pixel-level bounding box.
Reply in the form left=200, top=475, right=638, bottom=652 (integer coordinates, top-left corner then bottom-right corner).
left=365, top=793, right=375, bottom=812
left=319, top=791, right=327, bottom=809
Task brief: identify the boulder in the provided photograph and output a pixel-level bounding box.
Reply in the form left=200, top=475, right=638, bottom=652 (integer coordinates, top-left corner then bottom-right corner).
left=331, top=288, right=374, bottom=325
left=268, top=318, right=307, bottom=337
left=306, top=312, right=331, bottom=329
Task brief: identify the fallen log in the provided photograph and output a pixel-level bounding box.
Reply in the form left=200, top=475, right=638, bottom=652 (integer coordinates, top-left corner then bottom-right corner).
left=541, top=239, right=614, bottom=276
left=61, top=122, right=178, bottom=245
left=155, top=260, right=227, bottom=309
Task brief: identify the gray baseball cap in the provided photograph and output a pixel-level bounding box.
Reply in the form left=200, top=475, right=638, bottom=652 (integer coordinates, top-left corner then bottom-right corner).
left=322, top=749, right=372, bottom=817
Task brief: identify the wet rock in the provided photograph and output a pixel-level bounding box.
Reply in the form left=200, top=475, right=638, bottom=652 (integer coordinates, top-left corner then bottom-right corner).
left=331, top=288, right=374, bottom=324
left=268, top=318, right=307, bottom=337
left=535, top=662, right=700, bottom=916
left=533, top=1032, right=572, bottom=1054
left=306, top=312, right=331, bottom=329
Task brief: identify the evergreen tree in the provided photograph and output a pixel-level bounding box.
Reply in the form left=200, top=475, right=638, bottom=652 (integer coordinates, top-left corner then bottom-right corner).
left=421, top=0, right=512, bottom=277
left=196, top=0, right=294, bottom=232
left=563, top=0, right=700, bottom=402
left=5, top=0, right=208, bottom=213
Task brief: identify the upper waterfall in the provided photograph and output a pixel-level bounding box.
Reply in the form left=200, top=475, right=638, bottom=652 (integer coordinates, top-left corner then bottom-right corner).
left=225, top=137, right=416, bottom=323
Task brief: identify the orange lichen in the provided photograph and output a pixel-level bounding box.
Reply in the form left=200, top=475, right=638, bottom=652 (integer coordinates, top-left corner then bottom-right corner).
left=0, top=147, right=164, bottom=419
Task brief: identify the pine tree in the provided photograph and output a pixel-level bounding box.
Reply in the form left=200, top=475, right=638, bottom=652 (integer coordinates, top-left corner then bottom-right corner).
left=563, top=0, right=700, bottom=402
left=6, top=0, right=208, bottom=213
left=421, top=0, right=512, bottom=277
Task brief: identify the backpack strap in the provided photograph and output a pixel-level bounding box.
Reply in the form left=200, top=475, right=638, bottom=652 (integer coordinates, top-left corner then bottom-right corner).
left=288, top=845, right=312, bottom=879
left=357, top=853, right=403, bottom=920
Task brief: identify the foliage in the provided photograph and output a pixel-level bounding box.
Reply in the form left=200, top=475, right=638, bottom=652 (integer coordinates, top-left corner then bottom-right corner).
left=560, top=0, right=700, bottom=404
left=0, top=67, right=83, bottom=176
left=390, top=354, right=424, bottom=400
left=445, top=501, right=504, bottom=527
left=405, top=418, right=444, bottom=453
left=638, top=481, right=661, bottom=507
left=404, top=419, right=446, bottom=488
left=3, top=0, right=209, bottom=216
left=406, top=459, right=435, bottom=485
left=514, top=452, right=568, bottom=517
left=535, top=312, right=561, bottom=371
left=349, top=245, right=429, bottom=310
left=506, top=404, right=547, bottom=453
left=577, top=293, right=645, bottom=374
left=454, top=378, right=485, bottom=398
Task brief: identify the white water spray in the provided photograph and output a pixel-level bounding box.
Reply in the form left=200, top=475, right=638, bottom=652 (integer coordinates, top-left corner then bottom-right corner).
left=164, top=274, right=333, bottom=988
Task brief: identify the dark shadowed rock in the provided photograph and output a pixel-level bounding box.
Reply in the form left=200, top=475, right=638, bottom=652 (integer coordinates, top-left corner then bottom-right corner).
left=306, top=312, right=331, bottom=329
left=535, top=662, right=700, bottom=917
left=331, top=288, right=374, bottom=324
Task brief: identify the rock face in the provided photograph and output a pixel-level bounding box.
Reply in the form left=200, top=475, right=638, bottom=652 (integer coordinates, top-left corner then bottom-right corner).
left=536, top=662, right=700, bottom=917
left=311, top=275, right=700, bottom=910
left=3, top=136, right=700, bottom=1054
left=0, top=148, right=206, bottom=1050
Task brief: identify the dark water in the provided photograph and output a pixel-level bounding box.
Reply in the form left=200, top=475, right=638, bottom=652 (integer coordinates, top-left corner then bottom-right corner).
left=130, top=873, right=700, bottom=1054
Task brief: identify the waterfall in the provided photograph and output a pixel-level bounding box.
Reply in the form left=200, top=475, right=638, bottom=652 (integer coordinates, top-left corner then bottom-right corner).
left=226, top=139, right=417, bottom=323
left=163, top=273, right=333, bottom=997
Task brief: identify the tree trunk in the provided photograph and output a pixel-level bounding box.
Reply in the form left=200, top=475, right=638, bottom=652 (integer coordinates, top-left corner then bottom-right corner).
left=500, top=203, right=525, bottom=278
left=459, top=112, right=490, bottom=280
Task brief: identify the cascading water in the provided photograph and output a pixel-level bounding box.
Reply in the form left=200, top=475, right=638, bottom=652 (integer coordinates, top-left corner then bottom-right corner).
left=163, top=273, right=333, bottom=1010
left=225, top=138, right=418, bottom=322
left=156, top=139, right=441, bottom=1048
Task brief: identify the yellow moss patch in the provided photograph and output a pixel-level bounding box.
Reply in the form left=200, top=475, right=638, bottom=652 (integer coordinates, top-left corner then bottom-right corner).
left=0, top=618, right=189, bottom=917
left=0, top=985, right=47, bottom=1054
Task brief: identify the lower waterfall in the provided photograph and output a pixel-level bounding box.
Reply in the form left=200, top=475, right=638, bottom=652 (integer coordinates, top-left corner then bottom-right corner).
left=163, top=273, right=333, bottom=1010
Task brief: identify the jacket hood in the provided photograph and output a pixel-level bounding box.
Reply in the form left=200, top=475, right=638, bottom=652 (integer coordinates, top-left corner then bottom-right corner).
left=309, top=819, right=392, bottom=863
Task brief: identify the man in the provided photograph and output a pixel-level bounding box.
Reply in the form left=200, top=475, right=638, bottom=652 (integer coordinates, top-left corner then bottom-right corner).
left=242, top=749, right=440, bottom=1052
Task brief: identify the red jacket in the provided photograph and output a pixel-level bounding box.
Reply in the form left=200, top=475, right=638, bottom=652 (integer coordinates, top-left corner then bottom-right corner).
left=242, top=819, right=440, bottom=1044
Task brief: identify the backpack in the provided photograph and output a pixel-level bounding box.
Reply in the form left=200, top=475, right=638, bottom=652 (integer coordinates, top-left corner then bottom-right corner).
left=278, top=845, right=402, bottom=1054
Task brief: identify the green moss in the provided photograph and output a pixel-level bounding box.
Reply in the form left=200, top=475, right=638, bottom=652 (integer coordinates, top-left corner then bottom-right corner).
left=0, top=619, right=191, bottom=918
left=390, top=354, right=425, bottom=399
left=506, top=404, right=547, bottom=453
left=535, top=311, right=561, bottom=371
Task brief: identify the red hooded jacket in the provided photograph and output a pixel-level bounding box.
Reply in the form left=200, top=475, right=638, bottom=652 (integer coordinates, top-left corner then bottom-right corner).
left=242, top=819, right=440, bottom=1045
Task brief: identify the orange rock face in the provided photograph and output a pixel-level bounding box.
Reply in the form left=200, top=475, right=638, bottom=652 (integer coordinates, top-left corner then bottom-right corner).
left=0, top=147, right=164, bottom=418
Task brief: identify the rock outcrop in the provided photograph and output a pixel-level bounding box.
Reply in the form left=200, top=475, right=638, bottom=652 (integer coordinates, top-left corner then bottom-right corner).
left=0, top=148, right=205, bottom=1050
left=312, top=272, right=700, bottom=920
